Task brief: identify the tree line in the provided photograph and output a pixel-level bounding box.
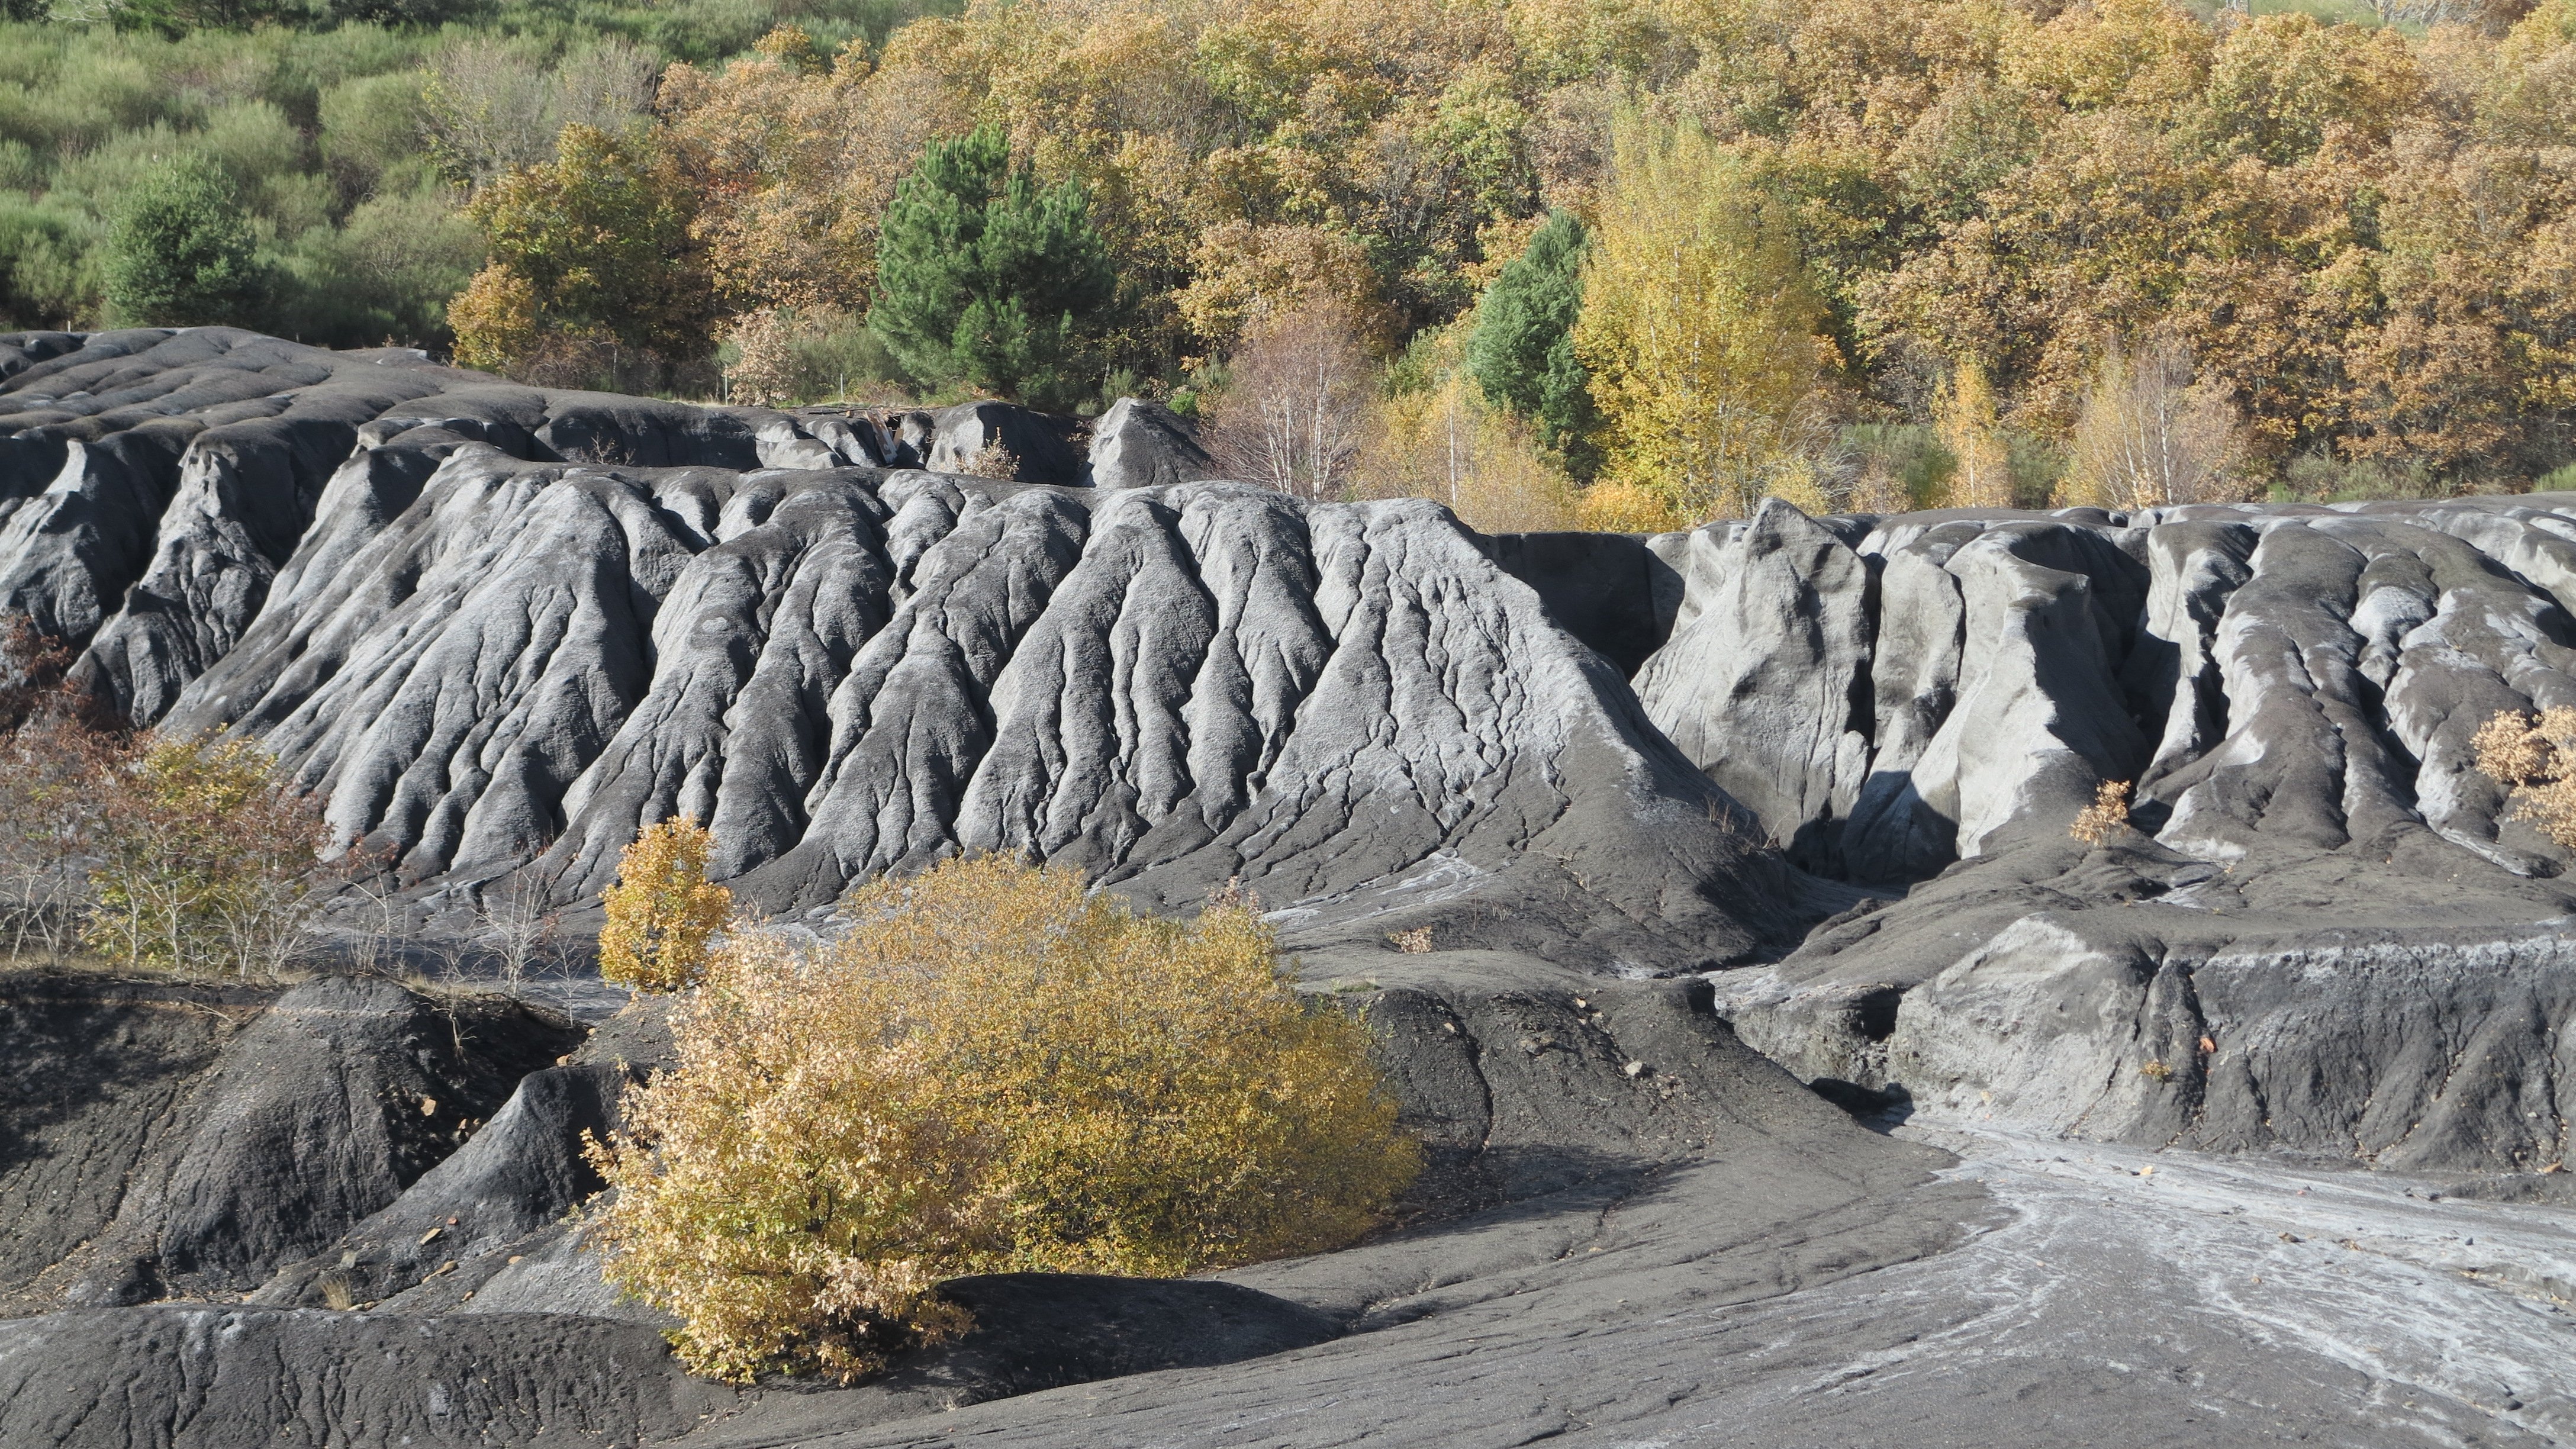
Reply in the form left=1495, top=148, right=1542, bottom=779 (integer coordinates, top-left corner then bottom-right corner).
left=6, top=0, right=2575, bottom=526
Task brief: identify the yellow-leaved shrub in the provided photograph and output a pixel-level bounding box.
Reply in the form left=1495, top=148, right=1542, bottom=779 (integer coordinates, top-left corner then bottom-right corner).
left=584, top=854, right=1421, bottom=1383
left=598, top=816, right=732, bottom=992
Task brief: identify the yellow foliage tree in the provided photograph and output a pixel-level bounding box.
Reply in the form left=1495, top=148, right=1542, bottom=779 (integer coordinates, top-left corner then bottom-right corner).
left=2001, top=0, right=2214, bottom=118
left=658, top=29, right=955, bottom=315
left=597, top=816, right=733, bottom=993
left=82, top=735, right=331, bottom=979
left=1572, top=478, right=1692, bottom=533
left=1365, top=326, right=1580, bottom=532
left=2062, top=337, right=2245, bottom=509
left=585, top=854, right=1419, bottom=1383
left=1176, top=222, right=1398, bottom=355
left=1572, top=114, right=1831, bottom=524
left=1933, top=357, right=2014, bottom=508
left=446, top=265, right=540, bottom=375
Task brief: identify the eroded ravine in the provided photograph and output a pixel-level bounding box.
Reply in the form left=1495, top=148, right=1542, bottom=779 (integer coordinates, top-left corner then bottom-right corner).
left=13, top=327, right=2576, bottom=1447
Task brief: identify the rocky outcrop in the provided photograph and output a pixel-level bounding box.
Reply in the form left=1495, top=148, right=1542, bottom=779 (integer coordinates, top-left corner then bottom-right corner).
left=0, top=330, right=891, bottom=720
left=925, top=399, right=1089, bottom=484
left=5, top=331, right=1796, bottom=973
left=18, top=334, right=2576, bottom=1158
left=1636, top=497, right=2576, bottom=890
left=1625, top=494, right=2576, bottom=1173
left=0, top=973, right=577, bottom=1313
left=1087, top=396, right=1215, bottom=491
left=1636, top=500, right=1874, bottom=868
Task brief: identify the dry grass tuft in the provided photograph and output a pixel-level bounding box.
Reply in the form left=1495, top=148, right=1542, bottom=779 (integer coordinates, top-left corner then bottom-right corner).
left=2473, top=707, right=2576, bottom=849
left=959, top=437, right=1022, bottom=480
left=2071, top=779, right=2133, bottom=846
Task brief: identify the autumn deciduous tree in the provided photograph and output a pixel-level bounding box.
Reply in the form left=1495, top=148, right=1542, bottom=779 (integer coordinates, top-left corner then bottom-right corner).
left=598, top=816, right=733, bottom=993
left=2065, top=337, right=2245, bottom=509
left=81, top=735, right=330, bottom=979
left=1176, top=223, right=1395, bottom=358
left=1371, top=369, right=1580, bottom=532
left=721, top=307, right=800, bottom=408
left=451, top=124, right=717, bottom=381
left=1205, top=301, right=1377, bottom=501
left=1572, top=117, right=1831, bottom=523
left=659, top=28, right=946, bottom=320
left=1933, top=359, right=2014, bottom=509
left=585, top=855, right=1419, bottom=1383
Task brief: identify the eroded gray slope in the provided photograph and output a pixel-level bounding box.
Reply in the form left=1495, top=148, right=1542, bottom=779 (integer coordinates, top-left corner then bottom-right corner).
left=0, top=329, right=887, bottom=723
left=19, top=330, right=2576, bottom=1447
left=167, top=448, right=1798, bottom=967
left=1631, top=495, right=2576, bottom=1173
left=0, top=959, right=1972, bottom=1449
left=0, top=330, right=1797, bottom=969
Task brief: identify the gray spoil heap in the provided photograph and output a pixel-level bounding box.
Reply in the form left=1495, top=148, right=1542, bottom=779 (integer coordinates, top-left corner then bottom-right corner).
left=8, top=328, right=2576, bottom=1448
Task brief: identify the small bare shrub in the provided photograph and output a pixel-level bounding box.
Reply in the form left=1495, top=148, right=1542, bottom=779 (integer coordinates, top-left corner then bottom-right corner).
left=81, top=734, right=334, bottom=978
left=958, top=437, right=1021, bottom=480
left=1364, top=373, right=1579, bottom=533
left=476, top=875, right=564, bottom=990
left=2071, top=779, right=2133, bottom=845
left=584, top=854, right=1420, bottom=1384
left=2140, top=1057, right=2175, bottom=1081
left=1, top=617, right=121, bottom=961
left=2067, top=337, right=2246, bottom=510
left=722, top=307, right=800, bottom=409
left=422, top=37, right=658, bottom=185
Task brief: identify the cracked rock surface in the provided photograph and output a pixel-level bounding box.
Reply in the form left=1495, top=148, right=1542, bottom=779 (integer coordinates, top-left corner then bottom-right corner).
left=0, top=325, right=1801, bottom=967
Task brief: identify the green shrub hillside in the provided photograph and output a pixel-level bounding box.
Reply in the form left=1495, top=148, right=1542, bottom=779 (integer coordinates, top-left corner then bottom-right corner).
left=100, top=153, right=266, bottom=324
left=0, top=0, right=951, bottom=347
left=0, top=21, right=471, bottom=343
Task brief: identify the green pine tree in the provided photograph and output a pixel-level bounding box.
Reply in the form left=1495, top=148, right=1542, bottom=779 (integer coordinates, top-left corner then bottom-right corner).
left=1466, top=210, right=1599, bottom=478
left=101, top=154, right=265, bottom=328
left=870, top=125, right=1116, bottom=410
